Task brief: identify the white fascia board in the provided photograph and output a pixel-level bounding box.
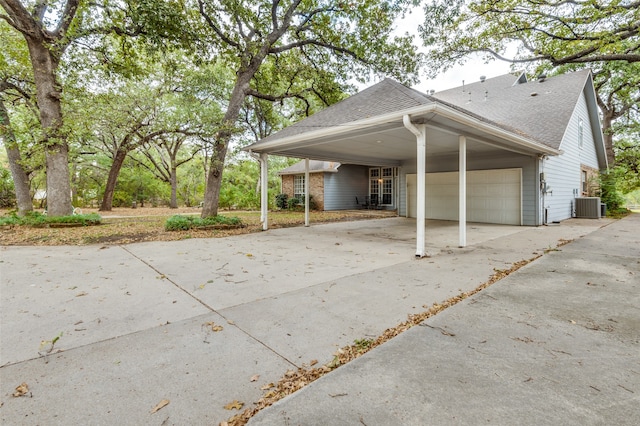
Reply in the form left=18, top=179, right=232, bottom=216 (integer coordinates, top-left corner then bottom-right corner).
left=245, top=104, right=436, bottom=151
left=248, top=102, right=562, bottom=156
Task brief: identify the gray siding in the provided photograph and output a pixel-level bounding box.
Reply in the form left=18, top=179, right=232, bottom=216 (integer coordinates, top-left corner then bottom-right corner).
left=323, top=164, right=369, bottom=210
left=399, top=152, right=538, bottom=225
left=543, top=91, right=600, bottom=222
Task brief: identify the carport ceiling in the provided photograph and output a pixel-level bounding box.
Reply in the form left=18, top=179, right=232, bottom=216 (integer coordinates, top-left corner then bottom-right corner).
left=258, top=112, right=548, bottom=166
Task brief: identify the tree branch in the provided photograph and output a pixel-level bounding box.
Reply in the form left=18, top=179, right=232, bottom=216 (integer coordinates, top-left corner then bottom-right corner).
left=0, top=0, right=40, bottom=37
left=198, top=0, right=240, bottom=48
left=53, top=0, right=80, bottom=39
left=269, top=39, right=364, bottom=63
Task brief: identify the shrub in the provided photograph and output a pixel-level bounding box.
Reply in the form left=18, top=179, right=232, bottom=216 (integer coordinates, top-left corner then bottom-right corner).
left=287, top=195, right=317, bottom=211
left=165, top=215, right=192, bottom=231
left=0, top=211, right=101, bottom=227
left=165, top=215, right=243, bottom=231
left=599, top=171, right=627, bottom=214
left=275, top=193, right=288, bottom=209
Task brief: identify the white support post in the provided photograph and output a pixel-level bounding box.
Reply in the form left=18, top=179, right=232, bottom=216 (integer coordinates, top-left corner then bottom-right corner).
left=304, top=158, right=310, bottom=227
left=403, top=115, right=427, bottom=257
left=459, top=135, right=467, bottom=247
left=260, top=153, right=269, bottom=231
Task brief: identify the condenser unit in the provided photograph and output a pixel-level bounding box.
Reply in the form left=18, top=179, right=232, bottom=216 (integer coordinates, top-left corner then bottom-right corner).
left=575, top=197, right=601, bottom=219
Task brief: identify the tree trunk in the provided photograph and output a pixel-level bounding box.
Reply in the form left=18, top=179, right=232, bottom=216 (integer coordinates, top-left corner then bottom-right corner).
left=201, top=75, right=253, bottom=218
left=26, top=40, right=72, bottom=216
left=100, top=149, right=127, bottom=211
left=601, top=113, right=615, bottom=167
left=169, top=165, right=178, bottom=208
left=0, top=98, right=33, bottom=215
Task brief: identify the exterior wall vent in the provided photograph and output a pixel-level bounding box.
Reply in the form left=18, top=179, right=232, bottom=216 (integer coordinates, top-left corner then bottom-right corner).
left=575, top=197, right=601, bottom=218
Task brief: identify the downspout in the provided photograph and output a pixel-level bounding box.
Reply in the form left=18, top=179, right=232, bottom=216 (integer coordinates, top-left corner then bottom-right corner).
left=403, top=115, right=427, bottom=257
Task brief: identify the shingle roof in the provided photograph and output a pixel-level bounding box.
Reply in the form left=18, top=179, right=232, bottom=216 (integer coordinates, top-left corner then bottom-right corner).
left=433, top=69, right=592, bottom=150
left=249, top=70, right=592, bottom=152
left=278, top=160, right=340, bottom=175
left=257, top=78, right=434, bottom=144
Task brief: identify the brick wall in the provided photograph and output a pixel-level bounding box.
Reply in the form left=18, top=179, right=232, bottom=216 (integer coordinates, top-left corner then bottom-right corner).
left=310, top=173, right=324, bottom=210
left=580, top=164, right=600, bottom=196
left=279, top=173, right=325, bottom=210
left=281, top=175, right=294, bottom=198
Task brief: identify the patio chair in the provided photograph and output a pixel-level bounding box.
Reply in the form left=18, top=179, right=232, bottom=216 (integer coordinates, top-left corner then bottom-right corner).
left=355, top=196, right=369, bottom=209
left=369, top=194, right=380, bottom=209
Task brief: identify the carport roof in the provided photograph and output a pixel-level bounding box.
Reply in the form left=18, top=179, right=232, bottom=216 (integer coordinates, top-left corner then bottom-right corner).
left=244, top=76, right=563, bottom=165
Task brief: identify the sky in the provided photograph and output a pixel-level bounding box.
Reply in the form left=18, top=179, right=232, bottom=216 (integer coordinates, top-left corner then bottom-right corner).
left=388, top=6, right=516, bottom=94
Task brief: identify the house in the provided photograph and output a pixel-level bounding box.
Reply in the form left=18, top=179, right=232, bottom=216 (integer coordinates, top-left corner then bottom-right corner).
left=245, top=69, right=607, bottom=256
left=278, top=160, right=375, bottom=210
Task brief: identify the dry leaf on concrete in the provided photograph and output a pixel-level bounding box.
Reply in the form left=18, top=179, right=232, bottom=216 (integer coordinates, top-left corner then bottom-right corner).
left=224, top=400, right=244, bottom=410
left=13, top=382, right=29, bottom=397
left=250, top=374, right=260, bottom=382
left=260, top=383, right=274, bottom=390
left=203, top=322, right=224, bottom=332
left=150, top=399, right=170, bottom=413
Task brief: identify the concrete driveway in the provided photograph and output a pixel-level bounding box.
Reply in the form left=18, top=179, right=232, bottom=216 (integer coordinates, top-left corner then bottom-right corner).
left=0, top=216, right=623, bottom=424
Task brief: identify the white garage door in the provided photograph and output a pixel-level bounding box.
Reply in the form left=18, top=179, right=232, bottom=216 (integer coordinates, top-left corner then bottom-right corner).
left=407, top=168, right=522, bottom=225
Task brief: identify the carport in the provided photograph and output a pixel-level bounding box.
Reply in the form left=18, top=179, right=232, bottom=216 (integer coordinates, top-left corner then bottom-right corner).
left=244, top=79, right=560, bottom=257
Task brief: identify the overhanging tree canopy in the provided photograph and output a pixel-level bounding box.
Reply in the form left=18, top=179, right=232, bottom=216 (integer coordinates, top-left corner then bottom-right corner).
left=420, top=0, right=640, bottom=167
left=195, top=0, right=423, bottom=218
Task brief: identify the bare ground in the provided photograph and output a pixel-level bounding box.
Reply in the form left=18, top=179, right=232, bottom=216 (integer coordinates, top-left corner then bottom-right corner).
left=0, top=207, right=397, bottom=246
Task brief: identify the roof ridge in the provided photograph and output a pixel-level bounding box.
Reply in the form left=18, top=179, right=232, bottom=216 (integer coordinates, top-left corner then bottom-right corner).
left=383, top=78, right=433, bottom=104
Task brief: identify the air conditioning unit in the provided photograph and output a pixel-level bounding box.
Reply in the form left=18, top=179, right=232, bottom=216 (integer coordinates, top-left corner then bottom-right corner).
left=575, top=197, right=601, bottom=218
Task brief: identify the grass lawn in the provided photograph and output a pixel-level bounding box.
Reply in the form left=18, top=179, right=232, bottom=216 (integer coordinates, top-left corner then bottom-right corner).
left=0, top=207, right=396, bottom=246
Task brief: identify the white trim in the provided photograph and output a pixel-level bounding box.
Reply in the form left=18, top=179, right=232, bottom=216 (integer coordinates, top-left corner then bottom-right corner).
left=249, top=103, right=561, bottom=156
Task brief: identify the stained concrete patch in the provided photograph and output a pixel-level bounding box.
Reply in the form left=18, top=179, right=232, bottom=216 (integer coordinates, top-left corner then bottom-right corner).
left=0, top=313, right=293, bottom=425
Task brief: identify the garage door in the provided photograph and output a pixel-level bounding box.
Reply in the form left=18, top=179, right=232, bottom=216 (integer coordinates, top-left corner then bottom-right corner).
left=407, top=169, right=522, bottom=225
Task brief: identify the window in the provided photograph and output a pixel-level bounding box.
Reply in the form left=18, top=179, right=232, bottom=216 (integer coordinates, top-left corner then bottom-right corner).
left=581, top=170, right=588, bottom=194
left=578, top=118, right=584, bottom=148
left=294, top=175, right=305, bottom=199
left=369, top=167, right=395, bottom=206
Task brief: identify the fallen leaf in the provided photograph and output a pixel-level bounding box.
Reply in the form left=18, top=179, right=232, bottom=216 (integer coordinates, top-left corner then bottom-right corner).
left=13, top=382, right=29, bottom=397
left=203, top=322, right=224, bottom=332
left=76, top=291, right=88, bottom=297
left=150, top=399, right=170, bottom=413
left=250, top=374, right=260, bottom=382
left=260, top=383, right=274, bottom=390
left=264, top=390, right=277, bottom=398
left=309, top=359, right=318, bottom=366
left=246, top=253, right=253, bottom=257
left=224, top=400, right=244, bottom=410
left=227, top=319, right=235, bottom=325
